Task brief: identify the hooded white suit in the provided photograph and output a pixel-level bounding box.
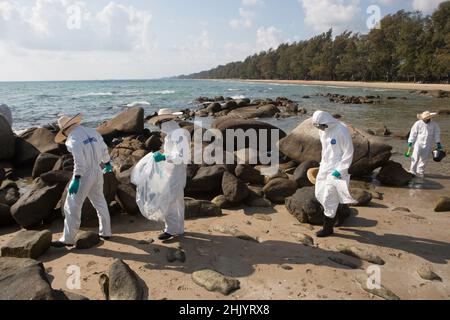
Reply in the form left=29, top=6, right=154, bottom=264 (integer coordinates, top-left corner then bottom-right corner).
left=132, top=121, right=190, bottom=236
left=408, top=120, right=441, bottom=177
left=60, top=125, right=112, bottom=245
left=312, top=111, right=356, bottom=219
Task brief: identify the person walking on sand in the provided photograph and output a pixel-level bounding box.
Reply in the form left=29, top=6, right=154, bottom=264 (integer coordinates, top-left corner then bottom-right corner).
left=405, top=111, right=443, bottom=179
left=51, top=114, right=113, bottom=248
left=309, top=110, right=357, bottom=238
left=131, top=109, right=189, bottom=241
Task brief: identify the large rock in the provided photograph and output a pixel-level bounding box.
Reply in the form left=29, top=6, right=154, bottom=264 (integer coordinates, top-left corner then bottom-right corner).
left=192, top=269, right=240, bottom=296
left=1, top=229, right=51, bottom=259
left=376, top=161, right=412, bottom=187
left=61, top=172, right=119, bottom=227
left=212, top=118, right=286, bottom=152
left=222, top=171, right=249, bottom=203
left=350, top=188, right=373, bottom=206
left=185, top=198, right=222, bottom=219
left=100, top=259, right=146, bottom=300
left=11, top=179, right=65, bottom=229
left=434, top=197, right=450, bottom=212
left=97, top=107, right=144, bottom=141
left=279, top=118, right=392, bottom=176
left=0, top=184, right=19, bottom=207
left=75, top=231, right=100, bottom=250
left=293, top=161, right=320, bottom=188
left=263, top=178, right=297, bottom=203
left=32, top=153, right=60, bottom=179
left=0, top=204, right=14, bottom=227
left=116, top=183, right=140, bottom=216
left=235, top=165, right=265, bottom=185
left=286, top=187, right=352, bottom=225
left=227, top=104, right=280, bottom=119
left=40, top=170, right=73, bottom=185
left=0, top=116, right=15, bottom=160
left=0, top=257, right=54, bottom=300
left=14, top=128, right=60, bottom=166
left=186, top=165, right=226, bottom=195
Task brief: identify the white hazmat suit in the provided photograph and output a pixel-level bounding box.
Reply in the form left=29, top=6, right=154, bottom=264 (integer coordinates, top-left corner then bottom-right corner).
left=132, top=121, right=190, bottom=236
left=408, top=120, right=441, bottom=177
left=313, top=111, right=356, bottom=219
left=60, top=125, right=112, bottom=245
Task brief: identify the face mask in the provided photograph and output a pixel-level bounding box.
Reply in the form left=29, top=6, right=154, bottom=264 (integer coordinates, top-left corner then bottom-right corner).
left=313, top=123, right=328, bottom=131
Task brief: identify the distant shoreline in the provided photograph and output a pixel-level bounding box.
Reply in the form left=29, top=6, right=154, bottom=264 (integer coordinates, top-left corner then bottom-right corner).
left=231, top=79, right=450, bottom=92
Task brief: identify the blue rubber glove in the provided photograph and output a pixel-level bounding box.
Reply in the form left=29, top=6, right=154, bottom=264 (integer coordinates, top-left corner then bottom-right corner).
left=332, top=170, right=342, bottom=179
left=153, top=152, right=167, bottom=163
left=103, top=162, right=113, bottom=174
left=437, top=143, right=443, bottom=151
left=69, top=177, right=80, bottom=196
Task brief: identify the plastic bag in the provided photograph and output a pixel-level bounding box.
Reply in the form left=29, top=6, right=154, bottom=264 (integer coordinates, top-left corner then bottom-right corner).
left=131, top=152, right=174, bottom=222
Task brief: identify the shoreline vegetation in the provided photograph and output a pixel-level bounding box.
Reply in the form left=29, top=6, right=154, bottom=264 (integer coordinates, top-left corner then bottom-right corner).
left=179, top=3, right=450, bottom=86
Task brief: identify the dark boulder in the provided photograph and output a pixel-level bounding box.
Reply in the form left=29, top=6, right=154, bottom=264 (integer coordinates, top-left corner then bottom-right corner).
left=263, top=178, right=297, bottom=203
left=186, top=165, right=226, bottom=195
left=11, top=179, right=65, bottom=229
left=32, top=153, right=60, bottom=179
left=222, top=171, right=249, bottom=203
left=235, top=165, right=265, bottom=185
left=434, top=197, right=450, bottom=213
left=75, top=231, right=100, bottom=249
left=116, top=183, right=140, bottom=216
left=40, top=170, right=73, bottom=185
left=185, top=198, right=222, bottom=219
left=286, top=187, right=352, bottom=225
left=1, top=229, right=52, bottom=259
left=0, top=204, right=14, bottom=227
left=376, top=161, right=412, bottom=187
left=350, top=188, right=373, bottom=206
left=0, top=116, right=15, bottom=161
left=0, top=257, right=54, bottom=300
left=293, top=161, right=320, bottom=188
left=97, top=107, right=144, bottom=142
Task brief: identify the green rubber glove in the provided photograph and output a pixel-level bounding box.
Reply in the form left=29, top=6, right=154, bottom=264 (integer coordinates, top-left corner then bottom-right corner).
left=437, top=143, right=443, bottom=151
left=103, top=162, right=113, bottom=174
left=69, top=177, right=80, bottom=196
left=153, top=152, right=167, bottom=163
left=332, top=170, right=342, bottom=179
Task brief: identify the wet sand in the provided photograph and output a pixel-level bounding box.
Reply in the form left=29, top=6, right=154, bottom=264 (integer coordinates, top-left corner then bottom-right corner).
left=1, top=170, right=449, bottom=300
left=240, top=80, right=450, bottom=92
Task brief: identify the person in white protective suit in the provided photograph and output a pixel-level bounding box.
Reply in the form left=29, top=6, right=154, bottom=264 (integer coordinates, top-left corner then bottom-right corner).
left=51, top=114, right=113, bottom=248
left=406, top=111, right=442, bottom=179
left=312, top=111, right=357, bottom=238
left=0, top=104, right=13, bottom=127
left=132, top=111, right=190, bottom=241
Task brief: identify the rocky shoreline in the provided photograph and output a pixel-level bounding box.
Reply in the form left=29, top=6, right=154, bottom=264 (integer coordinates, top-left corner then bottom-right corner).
left=0, top=95, right=449, bottom=300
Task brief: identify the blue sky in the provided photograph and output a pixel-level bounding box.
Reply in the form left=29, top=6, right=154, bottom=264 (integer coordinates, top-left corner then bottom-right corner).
left=0, top=0, right=446, bottom=81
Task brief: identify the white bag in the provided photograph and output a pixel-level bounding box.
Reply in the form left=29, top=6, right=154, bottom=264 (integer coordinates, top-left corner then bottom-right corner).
left=131, top=153, right=174, bottom=222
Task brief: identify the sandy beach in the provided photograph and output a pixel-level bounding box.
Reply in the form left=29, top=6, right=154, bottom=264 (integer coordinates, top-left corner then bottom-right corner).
left=1, top=163, right=449, bottom=300
left=241, top=80, right=450, bottom=92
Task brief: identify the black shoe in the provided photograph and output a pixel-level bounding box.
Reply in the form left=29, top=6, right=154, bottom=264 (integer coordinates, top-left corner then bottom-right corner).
left=51, top=241, right=73, bottom=248
left=99, top=235, right=111, bottom=241
left=158, top=233, right=174, bottom=241
left=316, top=217, right=334, bottom=238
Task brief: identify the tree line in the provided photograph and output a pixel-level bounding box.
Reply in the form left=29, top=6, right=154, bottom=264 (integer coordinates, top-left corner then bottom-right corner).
left=179, top=2, right=450, bottom=83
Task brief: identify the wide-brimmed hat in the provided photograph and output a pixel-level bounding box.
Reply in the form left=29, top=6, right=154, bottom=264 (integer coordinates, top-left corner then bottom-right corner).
left=55, top=113, right=82, bottom=144
left=417, top=111, right=437, bottom=121
left=148, top=108, right=183, bottom=126
left=307, top=167, right=320, bottom=185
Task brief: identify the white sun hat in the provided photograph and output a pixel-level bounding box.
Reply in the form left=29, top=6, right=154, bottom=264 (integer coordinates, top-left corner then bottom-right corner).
left=417, top=111, right=438, bottom=121
left=55, top=113, right=83, bottom=144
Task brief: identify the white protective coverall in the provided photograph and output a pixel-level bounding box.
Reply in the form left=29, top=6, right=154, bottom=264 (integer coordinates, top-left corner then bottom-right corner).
left=60, top=125, right=112, bottom=244
left=313, top=111, right=356, bottom=219
left=0, top=104, right=13, bottom=127
left=408, top=120, right=441, bottom=177
left=132, top=121, right=190, bottom=236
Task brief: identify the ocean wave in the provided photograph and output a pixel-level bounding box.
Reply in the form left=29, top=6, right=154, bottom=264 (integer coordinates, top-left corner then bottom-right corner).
left=231, top=95, right=247, bottom=99
left=149, top=90, right=175, bottom=95
left=126, top=101, right=151, bottom=107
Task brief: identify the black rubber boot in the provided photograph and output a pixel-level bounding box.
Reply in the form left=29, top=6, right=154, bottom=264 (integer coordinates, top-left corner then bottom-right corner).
left=316, top=217, right=334, bottom=238
left=158, top=232, right=174, bottom=241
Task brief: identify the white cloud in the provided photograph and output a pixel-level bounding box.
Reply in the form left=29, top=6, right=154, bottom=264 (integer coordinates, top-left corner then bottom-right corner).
left=0, top=0, right=153, bottom=51
left=411, top=0, right=446, bottom=13
left=256, top=26, right=282, bottom=51
left=299, top=0, right=361, bottom=33
left=229, top=7, right=254, bottom=29
left=242, top=0, right=264, bottom=7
